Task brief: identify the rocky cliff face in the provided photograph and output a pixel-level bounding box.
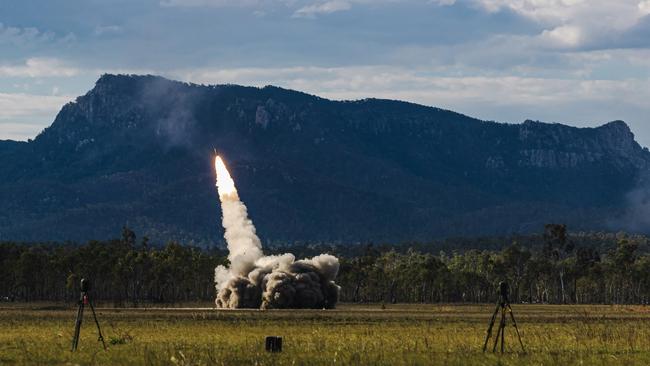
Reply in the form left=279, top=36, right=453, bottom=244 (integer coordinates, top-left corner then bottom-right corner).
left=0, top=74, right=648, bottom=244
left=515, top=120, right=647, bottom=170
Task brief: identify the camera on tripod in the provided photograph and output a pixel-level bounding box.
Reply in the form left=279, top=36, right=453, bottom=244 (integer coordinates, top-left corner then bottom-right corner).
left=483, top=281, right=525, bottom=353
left=71, top=278, right=106, bottom=352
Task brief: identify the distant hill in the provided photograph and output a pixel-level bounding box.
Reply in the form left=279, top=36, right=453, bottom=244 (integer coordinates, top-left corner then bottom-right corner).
left=1, top=74, right=648, bottom=245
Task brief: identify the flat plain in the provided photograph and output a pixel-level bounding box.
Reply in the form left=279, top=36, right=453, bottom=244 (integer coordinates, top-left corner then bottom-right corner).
left=3, top=303, right=650, bottom=365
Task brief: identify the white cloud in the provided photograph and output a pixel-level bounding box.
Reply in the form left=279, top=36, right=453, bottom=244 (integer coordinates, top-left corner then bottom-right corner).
left=468, top=0, right=650, bottom=49
left=293, top=1, right=351, bottom=17
left=94, top=25, right=123, bottom=36
left=160, top=0, right=281, bottom=7
left=539, top=25, right=583, bottom=48
left=160, top=0, right=373, bottom=15
left=0, top=93, right=74, bottom=140
left=0, top=22, right=75, bottom=47
left=640, top=0, right=650, bottom=14
left=0, top=93, right=72, bottom=119
left=0, top=122, right=46, bottom=141
left=0, top=58, right=80, bottom=78
left=0, top=22, right=54, bottom=45
left=472, top=0, right=587, bottom=20
left=176, top=64, right=650, bottom=109
left=431, top=0, right=456, bottom=5
left=155, top=0, right=650, bottom=47
left=0, top=58, right=154, bottom=80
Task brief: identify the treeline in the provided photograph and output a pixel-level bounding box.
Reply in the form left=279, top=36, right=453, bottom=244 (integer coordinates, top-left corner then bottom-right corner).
left=0, top=228, right=224, bottom=305
left=2, top=225, right=650, bottom=305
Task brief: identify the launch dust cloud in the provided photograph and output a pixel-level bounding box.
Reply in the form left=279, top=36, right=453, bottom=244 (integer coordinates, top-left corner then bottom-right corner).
left=213, top=156, right=340, bottom=309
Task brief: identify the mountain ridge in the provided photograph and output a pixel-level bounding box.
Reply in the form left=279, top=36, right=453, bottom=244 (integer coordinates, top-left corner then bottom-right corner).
left=0, top=74, right=647, bottom=245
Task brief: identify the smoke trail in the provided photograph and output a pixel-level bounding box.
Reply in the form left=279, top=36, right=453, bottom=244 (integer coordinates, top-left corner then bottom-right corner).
left=214, top=156, right=263, bottom=284
left=213, top=156, right=340, bottom=309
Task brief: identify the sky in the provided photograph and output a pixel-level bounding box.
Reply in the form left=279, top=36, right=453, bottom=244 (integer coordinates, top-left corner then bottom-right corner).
left=1, top=0, right=650, bottom=145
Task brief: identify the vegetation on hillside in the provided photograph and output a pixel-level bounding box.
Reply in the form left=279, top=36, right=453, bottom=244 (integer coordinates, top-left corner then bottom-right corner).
left=1, top=74, right=646, bottom=243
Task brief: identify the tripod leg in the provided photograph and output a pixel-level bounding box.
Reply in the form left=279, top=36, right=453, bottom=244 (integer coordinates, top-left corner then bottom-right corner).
left=500, top=312, right=505, bottom=353
left=483, top=303, right=500, bottom=352
left=493, top=307, right=505, bottom=352
left=88, top=297, right=107, bottom=350
left=71, top=301, right=84, bottom=351
left=507, top=304, right=525, bottom=353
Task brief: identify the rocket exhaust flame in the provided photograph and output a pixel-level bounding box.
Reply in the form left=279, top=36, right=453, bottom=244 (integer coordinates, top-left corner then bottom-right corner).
left=215, top=156, right=237, bottom=198
left=213, top=156, right=340, bottom=309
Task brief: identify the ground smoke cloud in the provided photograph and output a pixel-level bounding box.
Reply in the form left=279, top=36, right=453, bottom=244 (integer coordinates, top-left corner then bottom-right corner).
left=213, top=156, right=340, bottom=309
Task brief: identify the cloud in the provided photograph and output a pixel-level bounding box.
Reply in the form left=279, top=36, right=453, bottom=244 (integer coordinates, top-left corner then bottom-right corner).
left=0, top=93, right=72, bottom=119
left=176, top=64, right=650, bottom=108
left=154, top=0, right=650, bottom=48
left=160, top=0, right=370, bottom=16
left=641, top=0, right=650, bottom=14
left=0, top=22, right=75, bottom=47
left=160, top=0, right=354, bottom=17
left=429, top=0, right=456, bottom=5
left=160, top=0, right=278, bottom=7
left=0, top=58, right=80, bottom=78
left=0, top=22, right=54, bottom=45
left=0, top=93, right=74, bottom=140
left=293, top=1, right=351, bottom=17
left=94, top=25, right=123, bottom=36
left=538, top=25, right=583, bottom=48
left=467, top=0, right=650, bottom=49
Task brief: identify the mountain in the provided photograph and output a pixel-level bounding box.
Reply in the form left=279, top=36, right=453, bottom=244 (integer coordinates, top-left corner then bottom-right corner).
left=1, top=74, right=648, bottom=245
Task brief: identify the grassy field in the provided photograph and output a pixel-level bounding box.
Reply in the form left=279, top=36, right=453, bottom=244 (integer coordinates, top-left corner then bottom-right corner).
left=3, top=303, right=650, bottom=365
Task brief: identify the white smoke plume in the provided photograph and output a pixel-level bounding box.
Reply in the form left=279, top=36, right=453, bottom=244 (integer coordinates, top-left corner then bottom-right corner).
left=213, top=156, right=340, bottom=309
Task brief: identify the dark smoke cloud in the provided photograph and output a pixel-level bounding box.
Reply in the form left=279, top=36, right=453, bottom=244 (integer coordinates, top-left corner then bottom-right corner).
left=216, top=253, right=340, bottom=309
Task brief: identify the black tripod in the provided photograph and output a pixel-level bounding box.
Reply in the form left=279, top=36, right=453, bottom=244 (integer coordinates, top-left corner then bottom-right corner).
left=482, top=281, right=525, bottom=353
left=71, top=278, right=107, bottom=351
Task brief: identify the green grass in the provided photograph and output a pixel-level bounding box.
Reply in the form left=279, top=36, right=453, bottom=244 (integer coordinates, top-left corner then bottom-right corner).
left=3, top=304, right=650, bottom=365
